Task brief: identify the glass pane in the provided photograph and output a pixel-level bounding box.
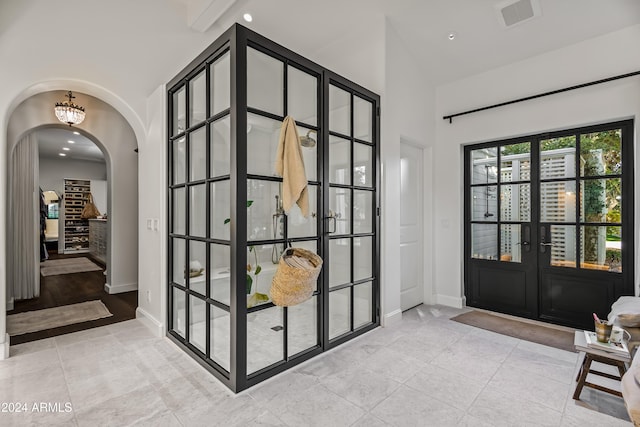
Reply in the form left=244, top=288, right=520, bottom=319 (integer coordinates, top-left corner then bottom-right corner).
left=329, top=238, right=351, bottom=288
left=500, top=184, right=530, bottom=222
left=353, top=190, right=373, bottom=234
left=540, top=181, right=576, bottom=223
left=247, top=114, right=316, bottom=181
left=287, top=66, right=317, bottom=126
left=211, top=51, right=230, bottom=116
left=247, top=114, right=280, bottom=177
left=210, top=243, right=230, bottom=306
left=470, top=147, right=497, bottom=185
left=299, top=127, right=317, bottom=182
left=549, top=225, right=576, bottom=268
left=210, top=117, right=230, bottom=178
left=330, top=136, right=351, bottom=185
left=248, top=180, right=281, bottom=241
left=540, top=136, right=576, bottom=179
left=580, top=129, right=621, bottom=176
left=172, top=287, right=186, bottom=338
left=500, top=142, right=530, bottom=182
left=189, top=70, right=206, bottom=126
left=329, top=85, right=350, bottom=136
left=246, top=244, right=280, bottom=307
left=354, top=281, right=372, bottom=329
left=247, top=306, right=284, bottom=374
left=210, top=180, right=230, bottom=241
left=172, top=238, right=186, bottom=286
left=210, top=306, right=230, bottom=372
left=188, top=240, right=206, bottom=295
left=288, top=185, right=317, bottom=239
left=329, top=288, right=351, bottom=339
left=172, top=188, right=185, bottom=235
left=354, top=143, right=373, bottom=187
left=293, top=240, right=319, bottom=253
left=471, top=186, right=497, bottom=221
left=288, top=296, right=317, bottom=356
left=354, top=96, right=372, bottom=142
left=190, top=127, right=206, bottom=181
left=580, top=178, right=621, bottom=223
left=353, top=236, right=372, bottom=282
left=172, top=86, right=186, bottom=136
left=173, top=137, right=186, bottom=185
left=471, top=224, right=497, bottom=260
left=581, top=226, right=621, bottom=273
left=189, top=295, right=206, bottom=353
left=330, top=187, right=351, bottom=235
left=500, top=224, right=521, bottom=263
left=189, top=184, right=206, bottom=237
left=247, top=47, right=283, bottom=115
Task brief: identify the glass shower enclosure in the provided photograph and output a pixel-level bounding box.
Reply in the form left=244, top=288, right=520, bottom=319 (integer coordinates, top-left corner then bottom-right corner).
left=167, top=24, right=380, bottom=392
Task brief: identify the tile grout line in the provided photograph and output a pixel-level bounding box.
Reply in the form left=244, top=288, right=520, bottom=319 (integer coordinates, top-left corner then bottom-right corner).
left=54, top=337, right=79, bottom=426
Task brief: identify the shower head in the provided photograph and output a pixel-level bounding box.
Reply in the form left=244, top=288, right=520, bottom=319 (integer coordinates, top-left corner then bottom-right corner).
left=299, top=130, right=317, bottom=148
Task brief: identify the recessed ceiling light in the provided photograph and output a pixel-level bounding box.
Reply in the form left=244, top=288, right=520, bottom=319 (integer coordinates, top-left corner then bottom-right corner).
left=62, top=147, right=70, bottom=151
left=72, top=131, right=80, bottom=135
left=59, top=153, right=66, bottom=157
left=243, top=13, right=253, bottom=22
left=67, top=140, right=75, bottom=144
left=448, top=32, right=457, bottom=41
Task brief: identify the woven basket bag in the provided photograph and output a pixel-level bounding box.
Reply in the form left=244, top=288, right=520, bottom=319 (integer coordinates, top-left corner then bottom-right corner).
left=270, top=248, right=323, bottom=307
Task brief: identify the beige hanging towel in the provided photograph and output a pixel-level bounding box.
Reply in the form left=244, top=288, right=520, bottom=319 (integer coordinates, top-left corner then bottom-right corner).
left=275, top=116, right=309, bottom=217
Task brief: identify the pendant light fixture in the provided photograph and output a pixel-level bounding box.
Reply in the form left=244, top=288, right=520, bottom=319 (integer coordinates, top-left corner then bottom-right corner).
left=54, top=91, right=86, bottom=126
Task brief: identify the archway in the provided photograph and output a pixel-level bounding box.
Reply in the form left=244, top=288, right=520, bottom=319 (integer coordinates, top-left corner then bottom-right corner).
left=2, top=84, right=141, bottom=355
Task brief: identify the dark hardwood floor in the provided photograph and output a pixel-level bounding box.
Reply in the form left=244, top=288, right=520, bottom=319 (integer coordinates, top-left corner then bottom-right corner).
left=8, top=251, right=138, bottom=345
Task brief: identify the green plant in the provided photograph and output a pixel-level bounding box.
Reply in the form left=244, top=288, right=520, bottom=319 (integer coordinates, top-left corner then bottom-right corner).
left=224, top=200, right=269, bottom=307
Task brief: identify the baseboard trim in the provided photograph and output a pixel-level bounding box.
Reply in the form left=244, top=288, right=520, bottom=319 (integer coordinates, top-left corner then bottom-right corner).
left=136, top=307, right=165, bottom=337
left=104, top=282, right=138, bottom=294
left=436, top=294, right=466, bottom=309
left=6, top=297, right=14, bottom=311
left=383, top=309, right=402, bottom=327
left=1, top=333, right=9, bottom=360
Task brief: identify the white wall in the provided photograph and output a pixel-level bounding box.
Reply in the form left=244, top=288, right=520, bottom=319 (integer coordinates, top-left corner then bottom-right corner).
left=434, top=24, right=640, bottom=305
left=90, top=179, right=107, bottom=215
left=136, top=85, right=167, bottom=334
left=39, top=157, right=106, bottom=195
left=382, top=21, right=436, bottom=318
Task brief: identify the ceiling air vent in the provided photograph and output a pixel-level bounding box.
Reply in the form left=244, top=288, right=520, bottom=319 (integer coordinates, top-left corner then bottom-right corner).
left=496, top=0, right=541, bottom=28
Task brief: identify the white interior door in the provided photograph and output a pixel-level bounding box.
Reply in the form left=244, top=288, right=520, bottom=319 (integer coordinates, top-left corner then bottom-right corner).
left=400, top=143, right=424, bottom=311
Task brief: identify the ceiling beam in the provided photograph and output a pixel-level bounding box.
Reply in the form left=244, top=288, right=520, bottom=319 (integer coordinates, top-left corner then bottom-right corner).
left=187, top=0, right=238, bottom=32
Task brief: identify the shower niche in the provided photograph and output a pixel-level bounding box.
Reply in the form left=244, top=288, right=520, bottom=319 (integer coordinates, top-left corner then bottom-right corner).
left=167, top=24, right=380, bottom=392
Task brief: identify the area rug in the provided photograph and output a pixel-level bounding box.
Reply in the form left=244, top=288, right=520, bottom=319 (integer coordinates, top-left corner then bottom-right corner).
left=40, top=257, right=102, bottom=276
left=7, top=300, right=112, bottom=336
left=451, top=310, right=577, bottom=353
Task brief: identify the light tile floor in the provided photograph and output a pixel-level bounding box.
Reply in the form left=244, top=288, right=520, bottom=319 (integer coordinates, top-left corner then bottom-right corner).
left=0, top=304, right=632, bottom=426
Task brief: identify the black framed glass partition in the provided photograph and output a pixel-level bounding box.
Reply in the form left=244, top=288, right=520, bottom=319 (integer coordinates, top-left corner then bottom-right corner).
left=167, top=24, right=380, bottom=392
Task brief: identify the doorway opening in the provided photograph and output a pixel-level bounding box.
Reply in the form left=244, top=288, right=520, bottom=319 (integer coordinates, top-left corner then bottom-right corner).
left=7, top=127, right=137, bottom=345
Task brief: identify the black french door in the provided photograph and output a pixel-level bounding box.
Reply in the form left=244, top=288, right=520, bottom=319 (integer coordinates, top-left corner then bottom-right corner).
left=464, top=120, right=634, bottom=329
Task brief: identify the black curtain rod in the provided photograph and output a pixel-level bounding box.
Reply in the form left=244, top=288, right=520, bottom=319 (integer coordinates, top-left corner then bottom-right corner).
left=443, top=70, right=640, bottom=123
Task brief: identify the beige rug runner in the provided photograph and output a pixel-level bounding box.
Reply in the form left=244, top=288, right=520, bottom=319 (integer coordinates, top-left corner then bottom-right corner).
left=7, top=300, right=112, bottom=336
left=451, top=310, right=577, bottom=353
left=40, top=257, right=102, bottom=276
